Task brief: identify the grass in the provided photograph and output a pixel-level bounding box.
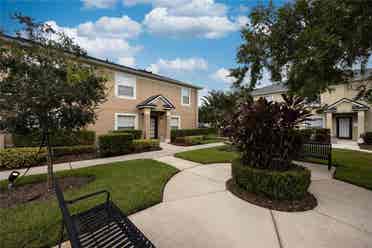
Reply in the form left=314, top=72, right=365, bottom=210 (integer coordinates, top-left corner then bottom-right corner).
left=176, top=145, right=372, bottom=190
left=175, top=145, right=239, bottom=164
left=200, top=135, right=226, bottom=144
left=0, top=159, right=178, bottom=248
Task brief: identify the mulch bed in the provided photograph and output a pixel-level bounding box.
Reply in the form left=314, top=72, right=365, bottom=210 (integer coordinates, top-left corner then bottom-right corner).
left=226, top=179, right=318, bottom=212
left=0, top=176, right=95, bottom=208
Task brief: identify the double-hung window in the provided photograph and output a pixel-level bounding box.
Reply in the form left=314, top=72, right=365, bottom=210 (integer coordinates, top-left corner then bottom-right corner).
left=181, top=87, right=190, bottom=105
left=115, top=113, right=137, bottom=130
left=115, top=72, right=136, bottom=99
left=170, top=116, right=181, bottom=129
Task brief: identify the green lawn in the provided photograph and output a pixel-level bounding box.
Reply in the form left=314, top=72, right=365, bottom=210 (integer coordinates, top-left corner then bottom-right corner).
left=175, top=145, right=239, bottom=164
left=175, top=145, right=372, bottom=190
left=0, top=159, right=178, bottom=248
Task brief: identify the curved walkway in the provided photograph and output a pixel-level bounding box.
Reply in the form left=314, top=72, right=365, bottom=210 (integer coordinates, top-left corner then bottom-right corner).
left=130, top=157, right=372, bottom=248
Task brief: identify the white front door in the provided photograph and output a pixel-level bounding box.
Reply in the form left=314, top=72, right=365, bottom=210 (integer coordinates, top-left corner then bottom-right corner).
left=338, top=117, right=351, bottom=138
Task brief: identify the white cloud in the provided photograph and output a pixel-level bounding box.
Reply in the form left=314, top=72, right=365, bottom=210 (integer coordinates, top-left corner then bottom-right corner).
left=82, top=0, right=117, bottom=8
left=46, top=20, right=142, bottom=66
left=77, top=16, right=142, bottom=39
left=147, top=57, right=208, bottom=74
left=124, top=0, right=244, bottom=39
left=118, top=57, right=136, bottom=67
left=144, top=8, right=240, bottom=39
left=123, top=0, right=226, bottom=16
left=211, top=68, right=234, bottom=84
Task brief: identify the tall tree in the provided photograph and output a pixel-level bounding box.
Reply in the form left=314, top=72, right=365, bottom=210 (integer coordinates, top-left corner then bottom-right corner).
left=231, top=0, right=372, bottom=101
left=0, top=14, right=107, bottom=189
left=199, top=90, right=241, bottom=129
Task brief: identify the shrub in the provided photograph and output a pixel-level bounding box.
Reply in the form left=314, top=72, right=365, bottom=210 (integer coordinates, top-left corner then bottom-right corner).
left=175, top=135, right=204, bottom=145
left=225, top=96, right=310, bottom=170
left=98, top=133, right=134, bottom=157
left=232, top=159, right=311, bottom=200
left=132, top=139, right=160, bottom=152
left=300, top=128, right=330, bottom=144
left=110, top=129, right=142, bottom=139
left=362, top=132, right=372, bottom=144
left=0, top=147, right=47, bottom=169
left=12, top=129, right=96, bottom=147
left=52, top=145, right=96, bottom=157
left=171, top=128, right=216, bottom=142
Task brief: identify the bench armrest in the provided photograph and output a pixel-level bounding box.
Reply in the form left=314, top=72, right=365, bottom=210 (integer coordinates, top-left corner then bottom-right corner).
left=65, top=190, right=110, bottom=205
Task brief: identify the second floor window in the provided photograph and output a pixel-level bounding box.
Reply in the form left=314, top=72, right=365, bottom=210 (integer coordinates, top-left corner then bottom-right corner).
left=115, top=72, right=136, bottom=99
left=181, top=87, right=190, bottom=105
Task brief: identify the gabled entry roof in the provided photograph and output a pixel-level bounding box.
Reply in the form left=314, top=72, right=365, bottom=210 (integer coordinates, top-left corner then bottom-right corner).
left=325, top=98, right=370, bottom=112
left=137, top=95, right=175, bottom=110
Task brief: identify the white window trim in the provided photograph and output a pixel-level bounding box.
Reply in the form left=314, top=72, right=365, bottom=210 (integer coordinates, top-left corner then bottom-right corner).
left=115, top=72, right=136, bottom=100
left=115, top=113, right=138, bottom=130
left=170, top=115, right=181, bottom=129
left=181, top=87, right=191, bottom=106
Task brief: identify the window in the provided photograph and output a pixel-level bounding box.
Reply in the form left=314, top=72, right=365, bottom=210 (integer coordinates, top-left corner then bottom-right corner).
left=115, top=72, right=136, bottom=99
left=264, top=95, right=273, bottom=102
left=115, top=113, right=137, bottom=130
left=305, top=118, right=323, bottom=128
left=170, top=116, right=181, bottom=129
left=181, top=87, right=190, bottom=105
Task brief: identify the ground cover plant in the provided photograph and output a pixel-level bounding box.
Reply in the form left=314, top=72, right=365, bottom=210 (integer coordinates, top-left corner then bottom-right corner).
left=0, top=159, right=178, bottom=248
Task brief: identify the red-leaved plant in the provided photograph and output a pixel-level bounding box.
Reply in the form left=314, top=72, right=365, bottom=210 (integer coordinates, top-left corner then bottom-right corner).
left=225, top=95, right=311, bottom=171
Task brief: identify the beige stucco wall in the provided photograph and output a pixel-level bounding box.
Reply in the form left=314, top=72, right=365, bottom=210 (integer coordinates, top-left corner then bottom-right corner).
left=88, top=68, right=199, bottom=136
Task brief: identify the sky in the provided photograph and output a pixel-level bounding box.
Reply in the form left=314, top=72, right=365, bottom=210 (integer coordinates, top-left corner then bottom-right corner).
left=0, top=0, right=288, bottom=99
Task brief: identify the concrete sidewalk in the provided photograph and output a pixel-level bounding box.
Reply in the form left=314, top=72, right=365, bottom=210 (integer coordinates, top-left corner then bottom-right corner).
left=0, top=142, right=224, bottom=181
left=129, top=157, right=372, bottom=248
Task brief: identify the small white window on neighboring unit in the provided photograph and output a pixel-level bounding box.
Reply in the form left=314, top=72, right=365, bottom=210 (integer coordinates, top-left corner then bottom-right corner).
left=264, top=95, right=273, bottom=102
left=170, top=116, right=181, bottom=129
left=181, top=87, right=191, bottom=105
left=116, top=114, right=137, bottom=130
left=115, top=72, right=136, bottom=99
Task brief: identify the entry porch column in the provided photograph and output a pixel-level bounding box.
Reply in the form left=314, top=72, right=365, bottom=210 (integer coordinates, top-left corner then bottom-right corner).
left=165, top=110, right=171, bottom=143
left=357, top=111, right=366, bottom=141
left=0, top=132, right=5, bottom=149
left=143, top=108, right=151, bottom=139
left=325, top=112, right=333, bottom=137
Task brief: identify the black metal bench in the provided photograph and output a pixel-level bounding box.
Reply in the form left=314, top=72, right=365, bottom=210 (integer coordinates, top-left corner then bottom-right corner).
left=301, top=142, right=332, bottom=170
left=54, top=179, right=156, bottom=248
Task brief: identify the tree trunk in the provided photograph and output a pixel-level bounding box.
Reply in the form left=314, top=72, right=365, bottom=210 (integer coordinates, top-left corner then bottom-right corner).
left=45, top=131, right=54, bottom=191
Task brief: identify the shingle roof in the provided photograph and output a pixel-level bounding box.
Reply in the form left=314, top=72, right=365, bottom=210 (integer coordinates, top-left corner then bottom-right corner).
left=0, top=34, right=203, bottom=90
left=251, top=83, right=288, bottom=96
left=351, top=69, right=372, bottom=81
left=251, top=69, right=372, bottom=96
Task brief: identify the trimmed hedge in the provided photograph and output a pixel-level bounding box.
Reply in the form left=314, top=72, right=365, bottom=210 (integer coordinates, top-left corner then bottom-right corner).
left=12, top=129, right=96, bottom=147
left=300, top=128, right=330, bottom=144
left=362, top=132, right=372, bottom=144
left=171, top=128, right=216, bottom=142
left=231, top=159, right=311, bottom=200
left=98, top=133, right=134, bottom=157
left=52, top=145, right=96, bottom=157
left=0, top=147, right=47, bottom=169
left=132, top=139, right=160, bottom=152
left=110, top=130, right=142, bottom=139
left=175, top=135, right=204, bottom=145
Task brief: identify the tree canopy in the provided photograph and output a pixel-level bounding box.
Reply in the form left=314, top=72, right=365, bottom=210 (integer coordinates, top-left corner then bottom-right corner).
left=0, top=14, right=107, bottom=188
left=231, top=0, right=372, bottom=99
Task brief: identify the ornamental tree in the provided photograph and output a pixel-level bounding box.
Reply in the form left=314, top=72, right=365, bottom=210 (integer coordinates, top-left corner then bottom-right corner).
left=231, top=0, right=372, bottom=101
left=0, top=14, right=107, bottom=189
left=225, top=95, right=311, bottom=171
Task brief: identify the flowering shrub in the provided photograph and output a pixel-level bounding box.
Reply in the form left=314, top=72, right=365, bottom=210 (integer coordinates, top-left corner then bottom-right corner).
left=225, top=95, right=311, bottom=171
